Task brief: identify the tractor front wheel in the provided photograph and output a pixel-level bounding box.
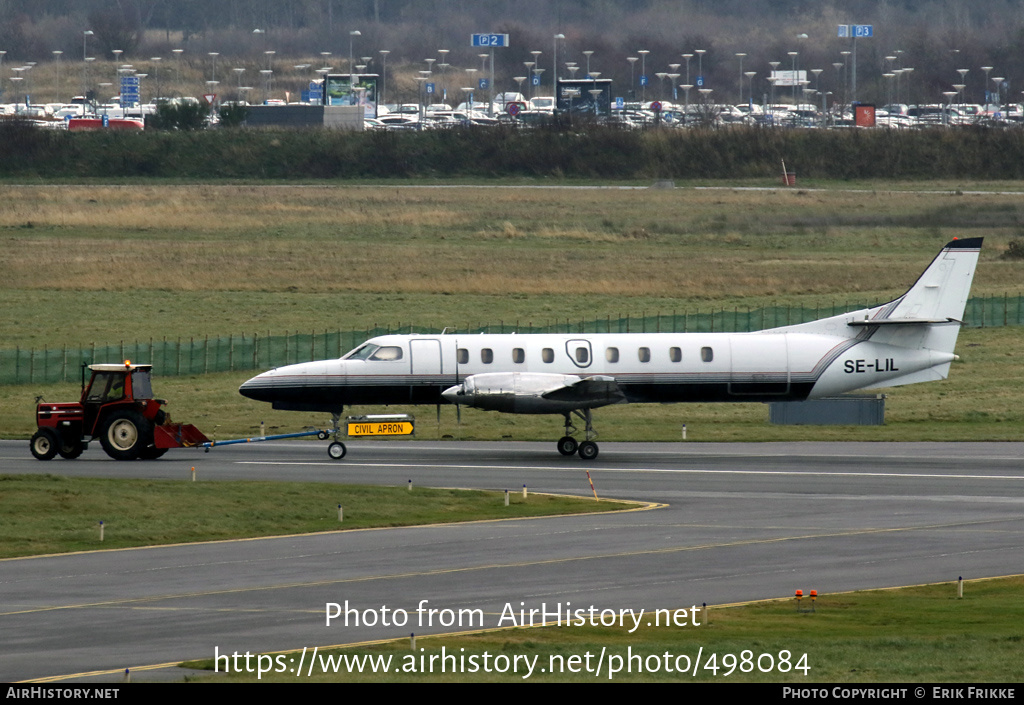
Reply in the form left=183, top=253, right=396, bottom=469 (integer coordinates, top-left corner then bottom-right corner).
left=30, top=429, right=59, bottom=460
left=100, top=411, right=151, bottom=461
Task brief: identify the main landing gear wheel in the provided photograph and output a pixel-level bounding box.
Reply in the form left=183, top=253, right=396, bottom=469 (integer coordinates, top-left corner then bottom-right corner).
left=578, top=440, right=599, bottom=460
left=560, top=409, right=600, bottom=460
left=30, top=429, right=58, bottom=460
left=557, top=436, right=578, bottom=456
left=328, top=442, right=347, bottom=460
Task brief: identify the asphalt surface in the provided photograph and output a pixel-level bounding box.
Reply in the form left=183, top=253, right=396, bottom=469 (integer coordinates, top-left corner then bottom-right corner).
left=1, top=439, right=1022, bottom=682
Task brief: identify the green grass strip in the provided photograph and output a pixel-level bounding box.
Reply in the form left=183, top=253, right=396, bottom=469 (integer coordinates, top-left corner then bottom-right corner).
left=0, top=475, right=629, bottom=559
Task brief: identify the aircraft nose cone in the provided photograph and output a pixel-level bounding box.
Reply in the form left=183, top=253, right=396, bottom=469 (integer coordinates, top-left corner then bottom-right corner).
left=239, top=374, right=274, bottom=402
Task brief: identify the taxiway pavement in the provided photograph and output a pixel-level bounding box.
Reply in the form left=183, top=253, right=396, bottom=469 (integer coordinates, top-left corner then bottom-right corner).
left=1, top=440, right=1022, bottom=682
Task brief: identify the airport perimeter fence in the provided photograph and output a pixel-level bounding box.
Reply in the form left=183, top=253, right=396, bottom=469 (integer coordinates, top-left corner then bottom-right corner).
left=3, top=294, right=1022, bottom=386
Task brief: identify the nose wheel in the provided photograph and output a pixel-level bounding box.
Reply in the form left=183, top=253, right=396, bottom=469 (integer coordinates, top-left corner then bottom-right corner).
left=326, top=411, right=346, bottom=461
left=557, top=410, right=599, bottom=460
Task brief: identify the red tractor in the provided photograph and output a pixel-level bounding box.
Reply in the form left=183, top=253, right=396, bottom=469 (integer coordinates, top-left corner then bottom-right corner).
left=30, top=362, right=208, bottom=461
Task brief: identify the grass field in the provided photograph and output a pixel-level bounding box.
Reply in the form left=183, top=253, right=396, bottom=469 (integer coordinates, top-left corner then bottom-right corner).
left=1, top=181, right=1021, bottom=441
left=0, top=475, right=629, bottom=559
left=184, top=576, right=1024, bottom=682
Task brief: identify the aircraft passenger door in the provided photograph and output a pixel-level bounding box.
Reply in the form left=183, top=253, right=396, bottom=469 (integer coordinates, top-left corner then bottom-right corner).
left=411, top=339, right=443, bottom=376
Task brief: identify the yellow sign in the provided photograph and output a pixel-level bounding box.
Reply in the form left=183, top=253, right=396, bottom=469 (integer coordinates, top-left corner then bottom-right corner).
left=347, top=421, right=414, bottom=437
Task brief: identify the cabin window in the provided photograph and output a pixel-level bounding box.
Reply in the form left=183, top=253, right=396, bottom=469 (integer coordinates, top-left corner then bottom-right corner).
left=369, top=346, right=403, bottom=361
left=542, top=348, right=554, bottom=363
left=512, top=348, right=525, bottom=363
left=701, top=346, right=714, bottom=363
left=457, top=348, right=469, bottom=364
left=606, top=347, right=619, bottom=363
left=481, top=348, right=494, bottom=364
left=670, top=347, right=682, bottom=362
left=575, top=347, right=589, bottom=364
left=638, top=347, right=651, bottom=363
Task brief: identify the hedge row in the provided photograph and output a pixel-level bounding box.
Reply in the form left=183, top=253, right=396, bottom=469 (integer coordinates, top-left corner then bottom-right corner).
left=3, top=119, right=1024, bottom=180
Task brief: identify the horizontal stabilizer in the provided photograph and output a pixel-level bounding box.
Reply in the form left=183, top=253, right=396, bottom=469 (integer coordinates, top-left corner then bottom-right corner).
left=848, top=317, right=963, bottom=327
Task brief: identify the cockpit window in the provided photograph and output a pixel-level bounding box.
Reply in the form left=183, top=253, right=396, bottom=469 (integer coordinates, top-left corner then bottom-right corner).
left=369, top=346, right=404, bottom=361
left=343, top=344, right=378, bottom=361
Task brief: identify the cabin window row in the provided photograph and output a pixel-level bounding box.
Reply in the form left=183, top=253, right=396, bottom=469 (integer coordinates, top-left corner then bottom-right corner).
left=456, top=346, right=714, bottom=364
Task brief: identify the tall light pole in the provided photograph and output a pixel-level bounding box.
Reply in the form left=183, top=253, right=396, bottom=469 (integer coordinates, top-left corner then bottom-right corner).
left=638, top=49, right=649, bottom=100
left=52, top=50, right=62, bottom=102
left=553, top=34, right=564, bottom=96
left=769, top=61, right=780, bottom=108
left=840, top=50, right=851, bottom=107
left=694, top=49, right=705, bottom=84
left=528, top=50, right=540, bottom=96
left=437, top=49, right=449, bottom=103
left=992, top=76, right=1004, bottom=113
left=627, top=57, right=638, bottom=98
left=735, top=52, right=746, bottom=103
left=956, top=68, right=969, bottom=107
left=209, top=52, right=219, bottom=83
left=981, top=66, right=993, bottom=104
left=82, top=30, right=93, bottom=94
left=582, top=50, right=594, bottom=77
left=349, top=30, right=361, bottom=78
left=379, top=50, right=389, bottom=107
left=172, top=48, right=183, bottom=91
left=151, top=56, right=161, bottom=101
left=682, top=53, right=693, bottom=85
left=788, top=51, right=799, bottom=105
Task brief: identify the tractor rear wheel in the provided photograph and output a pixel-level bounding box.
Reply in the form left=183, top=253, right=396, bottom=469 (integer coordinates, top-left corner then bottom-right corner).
left=99, top=410, right=152, bottom=460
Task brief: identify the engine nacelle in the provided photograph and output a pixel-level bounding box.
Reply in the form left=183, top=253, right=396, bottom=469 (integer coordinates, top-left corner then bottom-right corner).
left=442, top=372, right=586, bottom=414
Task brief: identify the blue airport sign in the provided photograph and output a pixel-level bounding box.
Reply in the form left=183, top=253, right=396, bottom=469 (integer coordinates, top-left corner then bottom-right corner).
left=696, top=76, right=705, bottom=87
left=639, top=75, right=649, bottom=86
left=478, top=78, right=489, bottom=90
left=120, top=76, right=140, bottom=107
left=531, top=74, right=540, bottom=86
left=840, top=24, right=873, bottom=37
left=426, top=82, right=435, bottom=94
left=471, top=33, right=509, bottom=48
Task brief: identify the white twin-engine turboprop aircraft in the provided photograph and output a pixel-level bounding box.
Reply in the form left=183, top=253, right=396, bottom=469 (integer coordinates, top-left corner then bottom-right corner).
left=240, top=238, right=982, bottom=459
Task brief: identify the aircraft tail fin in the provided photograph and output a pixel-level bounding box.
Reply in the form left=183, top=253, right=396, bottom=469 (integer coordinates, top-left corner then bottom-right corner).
left=872, top=237, right=982, bottom=325
left=771, top=238, right=982, bottom=360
